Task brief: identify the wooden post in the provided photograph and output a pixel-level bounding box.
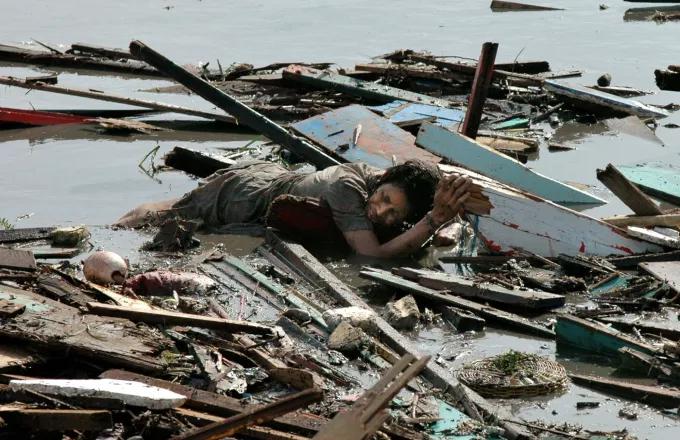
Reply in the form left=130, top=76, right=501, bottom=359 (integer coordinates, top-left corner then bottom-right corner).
left=596, top=164, right=663, bottom=216
left=130, top=41, right=341, bottom=170
left=460, top=42, right=498, bottom=139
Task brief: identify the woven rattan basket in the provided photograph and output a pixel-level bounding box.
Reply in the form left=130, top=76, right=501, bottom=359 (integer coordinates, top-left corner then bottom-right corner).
left=458, top=352, right=569, bottom=398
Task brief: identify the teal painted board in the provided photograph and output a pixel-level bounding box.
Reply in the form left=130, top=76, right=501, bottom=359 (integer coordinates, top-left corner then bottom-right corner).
left=291, top=104, right=440, bottom=169
left=416, top=122, right=605, bottom=205
left=544, top=80, right=670, bottom=119
left=618, top=164, right=680, bottom=206
left=555, top=315, right=655, bottom=356
left=368, top=101, right=465, bottom=128
left=429, top=400, right=500, bottom=440
left=283, top=65, right=453, bottom=108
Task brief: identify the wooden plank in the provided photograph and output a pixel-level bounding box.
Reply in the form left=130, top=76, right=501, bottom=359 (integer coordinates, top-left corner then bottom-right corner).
left=603, top=213, right=680, bottom=229
left=596, top=164, right=663, bottom=216
left=403, top=268, right=565, bottom=310
left=608, top=249, right=680, bottom=269
left=291, top=105, right=440, bottom=169
left=361, top=267, right=555, bottom=338
left=417, top=123, right=604, bottom=205
left=38, top=275, right=96, bottom=308
left=627, top=226, right=680, bottom=249
left=0, top=248, right=36, bottom=271
left=0, top=285, right=168, bottom=372
left=100, top=369, right=325, bottom=435
left=32, top=247, right=81, bottom=259
left=0, top=406, right=112, bottom=431
left=600, top=315, right=680, bottom=340
left=0, top=76, right=238, bottom=124
left=130, top=41, right=340, bottom=170
left=639, top=261, right=680, bottom=294
left=555, top=314, right=656, bottom=356
left=625, top=5, right=680, bottom=21
left=86, top=302, right=274, bottom=335
left=0, top=227, right=55, bottom=244
left=544, top=80, right=670, bottom=119
left=618, top=164, right=680, bottom=206
left=281, top=65, right=453, bottom=108
left=460, top=42, right=498, bottom=139
left=367, top=101, right=465, bottom=128
left=570, top=374, right=680, bottom=409
left=0, top=106, right=92, bottom=126
left=69, top=42, right=132, bottom=60
left=490, top=0, right=563, bottom=11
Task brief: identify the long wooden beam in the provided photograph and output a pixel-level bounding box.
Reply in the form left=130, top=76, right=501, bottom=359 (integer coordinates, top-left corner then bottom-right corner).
left=596, top=164, right=662, bottom=216
left=0, top=76, right=237, bottom=124
left=129, top=40, right=340, bottom=169
left=570, top=374, right=680, bottom=409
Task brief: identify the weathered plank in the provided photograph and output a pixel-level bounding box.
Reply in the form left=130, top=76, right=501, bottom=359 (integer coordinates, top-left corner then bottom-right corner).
left=0, top=248, right=36, bottom=271
left=596, top=164, right=662, bottom=216
left=0, top=285, right=170, bottom=372
left=624, top=5, right=680, bottom=21
left=0, top=406, right=113, bottom=431
left=460, top=42, right=498, bottom=139
left=38, top=275, right=96, bottom=308
left=86, top=302, right=274, bottom=335
left=544, top=80, right=669, bottom=119
left=639, top=261, right=680, bottom=294
left=570, top=374, right=680, bottom=409
left=100, top=369, right=326, bottom=435
left=0, top=106, right=92, bottom=127
left=608, top=249, right=680, bottom=269
left=603, top=213, right=680, bottom=229
left=0, top=227, right=56, bottom=244
left=398, top=268, right=565, bottom=310
left=618, top=164, right=680, bottom=206
left=291, top=105, right=440, bottom=169
left=367, top=101, right=465, bottom=128
left=440, top=306, right=486, bottom=332
left=627, top=226, right=680, bottom=249
left=490, top=0, right=563, bottom=11
left=600, top=315, right=680, bottom=341
left=555, top=314, right=656, bottom=356
left=282, top=65, right=453, bottom=108
left=361, top=267, right=555, bottom=338
left=417, top=122, right=604, bottom=205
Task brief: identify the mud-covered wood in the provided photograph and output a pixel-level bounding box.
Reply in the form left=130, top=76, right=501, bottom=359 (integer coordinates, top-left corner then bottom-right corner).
left=0, top=405, right=113, bottom=431
left=0, top=248, right=36, bottom=271
left=0, top=227, right=56, bottom=244
left=570, top=374, right=680, bottom=409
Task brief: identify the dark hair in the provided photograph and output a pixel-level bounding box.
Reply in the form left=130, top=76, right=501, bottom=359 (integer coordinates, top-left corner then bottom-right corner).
left=375, top=159, right=442, bottom=224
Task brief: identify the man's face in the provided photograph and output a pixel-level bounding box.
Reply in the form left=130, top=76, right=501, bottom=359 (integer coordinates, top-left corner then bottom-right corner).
left=366, top=183, right=409, bottom=227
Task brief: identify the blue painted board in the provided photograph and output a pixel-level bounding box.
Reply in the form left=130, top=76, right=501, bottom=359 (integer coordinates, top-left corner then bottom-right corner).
left=415, top=122, right=605, bottom=206
left=544, top=80, right=669, bottom=119
left=429, top=400, right=500, bottom=439
left=368, top=101, right=465, bottom=128
left=618, top=164, right=680, bottom=206
left=555, top=315, right=655, bottom=356
left=291, top=104, right=440, bottom=169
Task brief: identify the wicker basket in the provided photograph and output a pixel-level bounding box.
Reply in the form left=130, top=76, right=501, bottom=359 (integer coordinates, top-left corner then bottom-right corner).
left=458, top=352, right=569, bottom=398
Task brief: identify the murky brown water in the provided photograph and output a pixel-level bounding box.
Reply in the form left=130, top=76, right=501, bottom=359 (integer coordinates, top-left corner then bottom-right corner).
left=2, top=2, right=680, bottom=438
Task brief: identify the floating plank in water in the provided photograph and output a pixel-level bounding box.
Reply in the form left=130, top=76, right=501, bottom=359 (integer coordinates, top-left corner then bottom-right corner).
left=291, top=104, right=440, bottom=169
left=0, top=107, right=92, bottom=127
left=618, top=164, right=680, bottom=206
left=416, top=122, right=604, bottom=205
left=544, top=80, right=669, bottom=119
left=490, top=0, right=564, bottom=11
left=570, top=374, right=680, bottom=409
left=555, top=314, right=656, bottom=356
left=282, top=65, right=453, bottom=108
left=625, top=5, right=680, bottom=21
left=368, top=101, right=465, bottom=128
left=0, top=227, right=56, bottom=244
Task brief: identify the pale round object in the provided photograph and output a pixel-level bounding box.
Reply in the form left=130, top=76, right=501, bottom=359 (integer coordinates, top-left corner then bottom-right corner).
left=83, top=251, right=128, bottom=284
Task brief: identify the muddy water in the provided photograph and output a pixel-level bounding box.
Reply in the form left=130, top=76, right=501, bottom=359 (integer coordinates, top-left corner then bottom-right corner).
left=2, top=1, right=680, bottom=438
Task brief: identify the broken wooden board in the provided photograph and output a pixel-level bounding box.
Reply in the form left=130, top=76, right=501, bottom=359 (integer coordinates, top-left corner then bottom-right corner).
left=600, top=314, right=680, bottom=341
left=86, top=302, right=275, bottom=335
left=617, top=164, right=680, bottom=206
left=627, top=226, right=680, bottom=249
left=0, top=227, right=56, bottom=244
left=291, top=104, right=440, bottom=169
left=490, top=0, right=564, bottom=11
left=596, top=163, right=662, bottom=216
left=0, top=106, right=92, bottom=127
left=544, top=80, right=669, bottom=119
left=0, top=405, right=113, bottom=431
left=603, top=213, right=680, bottom=229
left=0, top=247, right=36, bottom=271
left=639, top=261, right=680, bottom=294
left=100, top=369, right=326, bottom=436
left=361, top=268, right=555, bottom=338
left=439, top=164, right=662, bottom=257
left=37, top=275, right=96, bottom=308
left=555, top=314, right=656, bottom=356
left=282, top=65, right=453, bottom=108
left=417, top=122, right=604, bottom=205
left=570, top=374, right=680, bottom=409
left=624, top=5, right=680, bottom=21
left=367, top=101, right=465, bottom=128
left=0, top=344, right=39, bottom=371
left=0, top=285, right=171, bottom=372
left=9, top=379, right=186, bottom=409
left=395, top=267, right=565, bottom=310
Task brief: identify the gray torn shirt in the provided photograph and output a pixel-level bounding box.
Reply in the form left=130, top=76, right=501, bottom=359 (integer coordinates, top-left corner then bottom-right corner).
left=171, top=161, right=379, bottom=232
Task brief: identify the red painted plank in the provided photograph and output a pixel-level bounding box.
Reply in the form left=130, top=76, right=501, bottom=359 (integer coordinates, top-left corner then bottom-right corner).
left=0, top=107, right=91, bottom=126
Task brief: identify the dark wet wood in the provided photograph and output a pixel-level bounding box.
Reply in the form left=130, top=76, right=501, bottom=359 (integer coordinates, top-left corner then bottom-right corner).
left=608, top=249, right=680, bottom=269
left=0, top=405, right=112, bottom=431
left=86, top=302, right=275, bottom=335
left=441, top=306, right=486, bottom=332
left=38, top=275, right=96, bottom=308
left=570, top=373, right=680, bottom=408
left=0, top=300, right=25, bottom=319
left=0, top=227, right=56, bottom=244
left=461, top=42, right=498, bottom=139
left=164, top=146, right=235, bottom=178
left=0, top=285, right=169, bottom=373
left=0, top=248, right=36, bottom=271
left=100, top=369, right=326, bottom=436
left=597, top=164, right=662, bottom=216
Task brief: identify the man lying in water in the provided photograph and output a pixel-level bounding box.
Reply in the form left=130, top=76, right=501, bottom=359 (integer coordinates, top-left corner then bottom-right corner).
left=116, top=160, right=489, bottom=258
